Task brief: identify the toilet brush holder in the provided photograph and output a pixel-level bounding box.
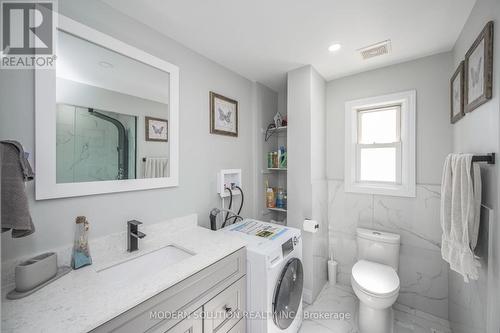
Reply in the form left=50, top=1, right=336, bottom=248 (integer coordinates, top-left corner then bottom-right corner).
left=328, top=260, right=338, bottom=285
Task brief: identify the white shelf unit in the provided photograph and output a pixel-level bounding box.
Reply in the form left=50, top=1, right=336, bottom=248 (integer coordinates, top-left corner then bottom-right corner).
left=271, top=126, right=287, bottom=133
left=267, top=207, right=287, bottom=213
left=264, top=124, right=287, bottom=223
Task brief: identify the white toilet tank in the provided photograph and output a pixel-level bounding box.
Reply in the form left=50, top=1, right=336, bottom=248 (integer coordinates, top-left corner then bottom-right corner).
left=356, top=228, right=401, bottom=271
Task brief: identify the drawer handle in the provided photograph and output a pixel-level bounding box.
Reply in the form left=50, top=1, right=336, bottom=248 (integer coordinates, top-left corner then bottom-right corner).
left=223, top=305, right=232, bottom=313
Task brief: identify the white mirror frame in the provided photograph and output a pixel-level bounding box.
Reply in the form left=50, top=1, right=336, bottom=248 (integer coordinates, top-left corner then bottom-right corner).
left=35, top=15, right=179, bottom=200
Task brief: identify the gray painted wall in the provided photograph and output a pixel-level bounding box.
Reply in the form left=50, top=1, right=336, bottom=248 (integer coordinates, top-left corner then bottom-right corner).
left=287, top=65, right=328, bottom=303
left=287, top=66, right=314, bottom=300
left=0, top=0, right=267, bottom=261
left=309, top=68, right=329, bottom=300
left=449, top=0, right=500, bottom=332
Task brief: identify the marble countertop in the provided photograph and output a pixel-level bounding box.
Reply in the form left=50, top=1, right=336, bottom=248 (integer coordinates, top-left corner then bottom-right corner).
left=1, top=215, right=246, bottom=333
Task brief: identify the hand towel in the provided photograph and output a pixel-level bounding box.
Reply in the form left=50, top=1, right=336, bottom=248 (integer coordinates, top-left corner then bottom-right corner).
left=440, top=153, right=481, bottom=282
left=144, top=157, right=168, bottom=178
left=1, top=140, right=35, bottom=238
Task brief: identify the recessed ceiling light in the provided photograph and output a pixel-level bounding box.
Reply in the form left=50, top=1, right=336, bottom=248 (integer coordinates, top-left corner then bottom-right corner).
left=328, top=43, right=342, bottom=53
left=98, top=61, right=113, bottom=68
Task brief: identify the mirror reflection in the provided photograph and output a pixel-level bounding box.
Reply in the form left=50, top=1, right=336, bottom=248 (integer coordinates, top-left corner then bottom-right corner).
left=56, top=30, right=170, bottom=183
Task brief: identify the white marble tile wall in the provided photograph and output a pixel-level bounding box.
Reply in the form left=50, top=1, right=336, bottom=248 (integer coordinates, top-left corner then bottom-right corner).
left=448, top=268, right=487, bottom=333
left=447, top=205, right=491, bottom=333
left=328, top=180, right=449, bottom=320
left=312, top=180, right=329, bottom=299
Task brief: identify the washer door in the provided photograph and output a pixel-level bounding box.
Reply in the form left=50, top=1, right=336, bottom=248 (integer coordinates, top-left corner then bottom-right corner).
left=272, top=258, right=304, bottom=329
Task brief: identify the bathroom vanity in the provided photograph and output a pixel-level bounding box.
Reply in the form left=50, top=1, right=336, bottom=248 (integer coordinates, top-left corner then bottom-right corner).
left=1, top=215, right=247, bottom=333
left=93, top=248, right=246, bottom=333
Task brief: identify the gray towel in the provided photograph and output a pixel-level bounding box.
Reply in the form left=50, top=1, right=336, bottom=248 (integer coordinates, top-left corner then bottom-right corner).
left=1, top=140, right=35, bottom=238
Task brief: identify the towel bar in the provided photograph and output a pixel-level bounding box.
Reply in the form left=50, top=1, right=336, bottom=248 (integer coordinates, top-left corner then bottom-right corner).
left=142, top=157, right=168, bottom=162
left=472, top=153, right=495, bottom=164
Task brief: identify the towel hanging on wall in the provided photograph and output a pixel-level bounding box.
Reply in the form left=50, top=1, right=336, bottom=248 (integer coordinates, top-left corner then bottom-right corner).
left=0, top=140, right=35, bottom=238
left=440, top=153, right=481, bottom=282
left=144, top=157, right=168, bottom=178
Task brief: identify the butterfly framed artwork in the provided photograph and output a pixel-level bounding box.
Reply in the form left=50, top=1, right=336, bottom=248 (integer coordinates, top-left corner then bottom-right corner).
left=210, top=92, right=238, bottom=137
left=145, top=116, right=168, bottom=142
left=464, top=21, right=494, bottom=113
left=450, top=61, right=465, bottom=124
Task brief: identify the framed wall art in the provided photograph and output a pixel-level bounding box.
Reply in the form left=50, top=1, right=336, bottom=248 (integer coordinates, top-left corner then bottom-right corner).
left=450, top=61, right=465, bottom=124
left=145, top=116, right=168, bottom=142
left=210, top=92, right=238, bottom=137
left=464, top=21, right=494, bottom=113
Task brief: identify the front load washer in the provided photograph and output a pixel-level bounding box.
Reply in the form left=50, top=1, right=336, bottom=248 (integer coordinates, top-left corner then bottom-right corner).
left=221, top=219, right=303, bottom=333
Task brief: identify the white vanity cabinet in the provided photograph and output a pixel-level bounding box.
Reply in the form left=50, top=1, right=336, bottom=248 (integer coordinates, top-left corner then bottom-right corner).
left=91, top=248, right=246, bottom=333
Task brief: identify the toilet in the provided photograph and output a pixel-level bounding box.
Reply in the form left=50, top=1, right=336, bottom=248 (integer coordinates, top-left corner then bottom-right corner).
left=351, top=228, right=401, bottom=333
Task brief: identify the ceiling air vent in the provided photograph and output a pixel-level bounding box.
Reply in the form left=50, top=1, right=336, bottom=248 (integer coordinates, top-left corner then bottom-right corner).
left=358, top=40, right=391, bottom=60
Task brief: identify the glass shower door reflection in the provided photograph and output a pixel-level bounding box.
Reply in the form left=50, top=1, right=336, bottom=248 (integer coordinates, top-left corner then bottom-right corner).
left=56, top=104, right=137, bottom=183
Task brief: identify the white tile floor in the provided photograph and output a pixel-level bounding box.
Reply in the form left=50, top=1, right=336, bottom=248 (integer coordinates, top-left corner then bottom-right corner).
left=299, top=284, right=452, bottom=333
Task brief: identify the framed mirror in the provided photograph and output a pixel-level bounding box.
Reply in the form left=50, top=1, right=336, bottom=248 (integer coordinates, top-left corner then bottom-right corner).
left=35, top=15, right=179, bottom=199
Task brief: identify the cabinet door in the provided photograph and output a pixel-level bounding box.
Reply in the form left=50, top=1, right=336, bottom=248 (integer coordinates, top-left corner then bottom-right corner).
left=203, top=278, right=246, bottom=333
left=166, top=309, right=202, bottom=333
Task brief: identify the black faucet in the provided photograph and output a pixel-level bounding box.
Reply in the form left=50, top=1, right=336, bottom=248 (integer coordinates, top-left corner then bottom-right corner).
left=127, top=220, right=146, bottom=252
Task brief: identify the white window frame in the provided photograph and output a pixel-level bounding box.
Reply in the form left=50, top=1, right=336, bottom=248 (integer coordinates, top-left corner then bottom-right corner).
left=345, top=90, right=416, bottom=197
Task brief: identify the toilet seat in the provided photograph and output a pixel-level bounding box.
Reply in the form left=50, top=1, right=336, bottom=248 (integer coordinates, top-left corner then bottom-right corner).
left=352, top=260, right=399, bottom=298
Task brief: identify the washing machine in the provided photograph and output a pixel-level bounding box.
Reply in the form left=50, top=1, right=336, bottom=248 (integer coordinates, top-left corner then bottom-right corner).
left=221, top=219, right=303, bottom=333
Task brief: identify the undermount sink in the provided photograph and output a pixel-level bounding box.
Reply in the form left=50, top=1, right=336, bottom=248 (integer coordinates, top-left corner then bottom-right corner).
left=98, top=245, right=194, bottom=281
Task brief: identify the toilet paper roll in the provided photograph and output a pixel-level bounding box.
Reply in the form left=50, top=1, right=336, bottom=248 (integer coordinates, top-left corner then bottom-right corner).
left=303, top=219, right=319, bottom=233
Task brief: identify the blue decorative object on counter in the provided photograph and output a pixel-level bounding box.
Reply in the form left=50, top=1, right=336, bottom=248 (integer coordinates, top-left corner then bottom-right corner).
left=71, top=216, right=92, bottom=269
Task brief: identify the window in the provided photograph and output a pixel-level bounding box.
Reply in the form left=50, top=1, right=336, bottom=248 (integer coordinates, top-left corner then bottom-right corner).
left=345, top=90, right=416, bottom=197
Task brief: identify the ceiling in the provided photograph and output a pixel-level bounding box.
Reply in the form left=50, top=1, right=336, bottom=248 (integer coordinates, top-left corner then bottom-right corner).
left=101, top=0, right=476, bottom=92
left=57, top=30, right=170, bottom=104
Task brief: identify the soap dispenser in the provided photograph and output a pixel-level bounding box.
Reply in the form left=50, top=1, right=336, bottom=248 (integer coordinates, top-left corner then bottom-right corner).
left=71, top=216, right=92, bottom=269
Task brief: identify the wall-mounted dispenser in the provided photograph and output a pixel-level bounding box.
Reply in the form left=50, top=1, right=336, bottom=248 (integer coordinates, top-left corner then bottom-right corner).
left=217, top=169, right=242, bottom=197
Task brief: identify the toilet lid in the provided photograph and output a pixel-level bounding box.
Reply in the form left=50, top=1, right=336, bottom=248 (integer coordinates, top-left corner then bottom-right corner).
left=352, top=260, right=399, bottom=296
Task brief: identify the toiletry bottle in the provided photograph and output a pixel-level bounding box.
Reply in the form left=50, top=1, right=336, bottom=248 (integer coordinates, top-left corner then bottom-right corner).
left=281, top=152, right=287, bottom=169
left=276, top=188, right=284, bottom=208
left=266, top=187, right=276, bottom=208
left=279, top=146, right=287, bottom=169
left=267, top=152, right=273, bottom=168
left=71, top=216, right=92, bottom=269
left=283, top=192, right=287, bottom=210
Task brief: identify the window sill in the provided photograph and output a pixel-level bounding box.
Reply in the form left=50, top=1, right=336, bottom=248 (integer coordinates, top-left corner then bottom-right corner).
left=345, top=182, right=416, bottom=197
